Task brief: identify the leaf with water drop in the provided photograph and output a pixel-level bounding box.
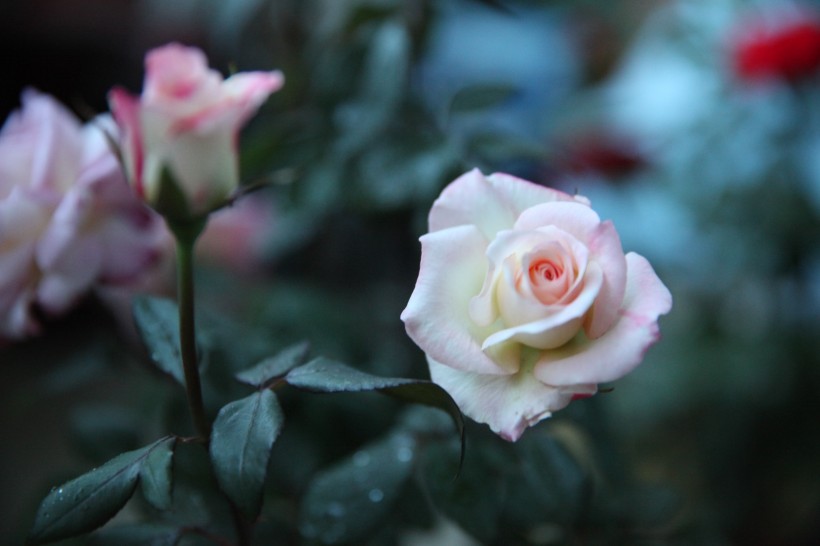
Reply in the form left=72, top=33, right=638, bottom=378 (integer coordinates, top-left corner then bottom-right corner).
left=300, top=433, right=416, bottom=544
left=132, top=296, right=185, bottom=385
left=210, top=390, right=284, bottom=519
left=285, top=357, right=465, bottom=465
left=235, top=341, right=311, bottom=387
left=27, top=437, right=173, bottom=545
left=139, top=437, right=176, bottom=511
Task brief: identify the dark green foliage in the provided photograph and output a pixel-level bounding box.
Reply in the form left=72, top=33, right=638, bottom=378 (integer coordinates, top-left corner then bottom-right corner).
left=235, top=341, right=311, bottom=387
left=299, top=433, right=417, bottom=544
left=27, top=437, right=175, bottom=545
left=210, top=390, right=285, bottom=519
left=285, top=357, right=464, bottom=456
left=132, top=297, right=186, bottom=385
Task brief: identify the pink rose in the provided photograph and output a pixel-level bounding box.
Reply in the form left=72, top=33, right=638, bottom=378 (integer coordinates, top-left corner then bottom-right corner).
left=109, top=43, right=284, bottom=219
left=0, top=90, right=164, bottom=339
left=401, top=169, right=672, bottom=441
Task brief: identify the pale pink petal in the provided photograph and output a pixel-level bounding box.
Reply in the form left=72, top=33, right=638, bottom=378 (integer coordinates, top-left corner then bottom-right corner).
left=401, top=225, right=516, bottom=375
left=108, top=88, right=145, bottom=195
left=515, top=202, right=627, bottom=338
left=486, top=172, right=584, bottom=215
left=37, top=237, right=101, bottom=314
left=429, top=169, right=577, bottom=240
left=143, top=43, right=218, bottom=105
left=514, top=201, right=602, bottom=237
left=428, top=355, right=576, bottom=442
left=0, top=288, right=38, bottom=339
left=582, top=221, right=628, bottom=338
left=167, top=131, right=237, bottom=212
left=534, top=253, right=672, bottom=386
left=16, top=90, right=84, bottom=195
left=484, top=261, right=603, bottom=350
left=175, top=71, right=285, bottom=134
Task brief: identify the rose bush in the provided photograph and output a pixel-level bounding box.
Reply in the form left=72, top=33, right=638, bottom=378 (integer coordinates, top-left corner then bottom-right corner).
left=0, top=90, right=164, bottom=340
left=401, top=169, right=672, bottom=441
left=109, top=43, right=284, bottom=220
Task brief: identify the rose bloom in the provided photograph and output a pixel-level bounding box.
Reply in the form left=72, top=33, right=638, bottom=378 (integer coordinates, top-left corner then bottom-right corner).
left=0, top=90, right=164, bottom=340
left=109, top=43, right=284, bottom=219
left=401, top=170, right=672, bottom=441
left=732, top=8, right=820, bottom=82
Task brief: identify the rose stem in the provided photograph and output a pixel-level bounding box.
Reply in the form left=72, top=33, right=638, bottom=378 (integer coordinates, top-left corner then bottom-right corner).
left=173, top=221, right=210, bottom=440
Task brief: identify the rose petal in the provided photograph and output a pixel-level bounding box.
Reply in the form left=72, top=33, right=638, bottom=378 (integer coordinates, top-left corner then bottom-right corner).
left=167, top=131, right=238, bottom=212
left=484, top=260, right=603, bottom=350
left=37, top=238, right=101, bottom=314
left=429, top=169, right=579, bottom=239
left=109, top=88, right=145, bottom=194
left=19, top=90, right=84, bottom=195
left=515, top=202, right=627, bottom=338
left=175, top=71, right=285, bottom=134
left=428, top=353, right=595, bottom=442
left=144, top=43, right=221, bottom=109
left=469, top=226, right=589, bottom=328
left=534, top=252, right=672, bottom=386
left=401, top=225, right=517, bottom=375
left=583, top=221, right=628, bottom=338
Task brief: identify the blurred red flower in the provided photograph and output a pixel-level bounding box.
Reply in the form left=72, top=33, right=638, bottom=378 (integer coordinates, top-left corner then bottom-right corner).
left=733, top=12, right=820, bottom=82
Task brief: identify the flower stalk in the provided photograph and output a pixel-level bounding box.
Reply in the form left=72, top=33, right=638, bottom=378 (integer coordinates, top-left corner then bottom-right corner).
left=172, top=218, right=210, bottom=440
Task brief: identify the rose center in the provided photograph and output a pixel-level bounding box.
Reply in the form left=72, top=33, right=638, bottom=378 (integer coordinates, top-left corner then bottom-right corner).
left=529, top=259, right=563, bottom=284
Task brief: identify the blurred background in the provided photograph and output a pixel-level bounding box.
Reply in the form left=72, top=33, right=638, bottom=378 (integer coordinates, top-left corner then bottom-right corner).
left=2, top=0, right=820, bottom=544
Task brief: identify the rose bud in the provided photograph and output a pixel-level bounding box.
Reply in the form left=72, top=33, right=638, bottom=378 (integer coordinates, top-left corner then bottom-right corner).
left=109, top=43, right=284, bottom=222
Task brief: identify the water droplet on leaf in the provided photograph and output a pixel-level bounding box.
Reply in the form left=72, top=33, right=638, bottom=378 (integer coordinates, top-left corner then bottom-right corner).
left=326, top=502, right=345, bottom=518
left=368, top=488, right=384, bottom=503
left=396, top=446, right=413, bottom=463
left=353, top=451, right=370, bottom=467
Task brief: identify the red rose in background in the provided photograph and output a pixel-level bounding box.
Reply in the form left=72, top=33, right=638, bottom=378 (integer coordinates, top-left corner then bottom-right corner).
left=554, top=131, right=646, bottom=180
left=733, top=9, right=820, bottom=82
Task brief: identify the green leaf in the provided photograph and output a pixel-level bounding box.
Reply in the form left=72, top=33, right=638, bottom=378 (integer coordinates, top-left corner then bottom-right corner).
left=235, top=341, right=311, bottom=387
left=27, top=437, right=172, bottom=545
left=210, top=390, right=284, bottom=519
left=89, top=523, right=180, bottom=546
left=449, top=84, right=519, bottom=114
left=132, top=296, right=184, bottom=385
left=285, top=357, right=465, bottom=462
left=514, top=430, right=589, bottom=521
left=139, top=438, right=176, bottom=511
left=418, top=438, right=506, bottom=544
left=300, top=433, right=416, bottom=544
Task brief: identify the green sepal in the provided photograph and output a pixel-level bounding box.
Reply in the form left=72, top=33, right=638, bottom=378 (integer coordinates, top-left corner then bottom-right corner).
left=27, top=437, right=174, bottom=545
left=210, top=390, right=285, bottom=519
left=153, top=164, right=192, bottom=223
